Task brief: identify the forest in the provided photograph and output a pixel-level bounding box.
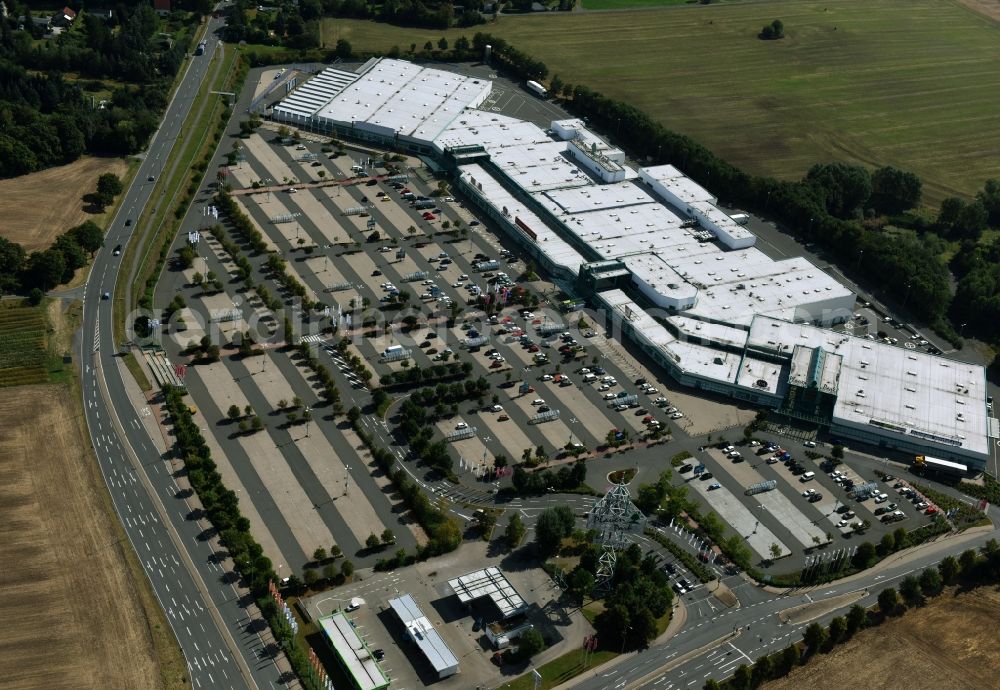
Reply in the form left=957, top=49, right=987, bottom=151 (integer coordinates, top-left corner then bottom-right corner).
left=0, top=4, right=200, bottom=178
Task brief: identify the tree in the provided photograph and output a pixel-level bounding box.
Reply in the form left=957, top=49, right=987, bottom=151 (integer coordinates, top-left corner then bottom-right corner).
left=96, top=172, right=123, bottom=199
left=341, top=559, right=354, bottom=578
left=845, top=604, right=867, bottom=635
left=516, top=627, right=545, bottom=659
left=828, top=616, right=847, bottom=644
left=803, top=622, right=827, bottom=652
left=919, top=566, right=943, bottom=596
left=323, top=563, right=338, bottom=581
left=831, top=444, right=844, bottom=459
left=251, top=416, right=264, bottom=432
left=805, top=163, right=872, bottom=219
left=437, top=37, right=449, bottom=51
left=549, top=74, right=564, bottom=98
left=534, top=505, right=575, bottom=557
left=878, top=532, right=896, bottom=556
left=303, top=567, right=318, bottom=587
left=877, top=587, right=899, bottom=616
left=366, top=533, right=382, bottom=549
left=334, top=39, right=353, bottom=59
left=953, top=200, right=988, bottom=241
left=937, top=196, right=965, bottom=228
left=381, top=529, right=395, bottom=544
left=505, top=513, right=526, bottom=548
left=227, top=404, right=241, bottom=420
left=732, top=664, right=752, bottom=689
left=70, top=221, right=105, bottom=254
left=781, top=643, right=800, bottom=670
left=870, top=166, right=922, bottom=214
left=759, top=18, right=785, bottom=40
left=567, top=567, right=595, bottom=603
left=852, top=541, right=877, bottom=569
left=192, top=271, right=204, bottom=286
left=939, top=555, right=960, bottom=584
left=959, top=548, right=980, bottom=575
left=313, top=547, right=327, bottom=563
left=899, top=574, right=924, bottom=607
left=238, top=419, right=249, bottom=433
left=769, top=542, right=782, bottom=561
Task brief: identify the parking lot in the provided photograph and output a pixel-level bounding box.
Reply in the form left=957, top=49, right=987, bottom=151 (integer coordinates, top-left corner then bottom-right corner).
left=227, top=133, right=688, bottom=473
left=675, top=438, right=935, bottom=566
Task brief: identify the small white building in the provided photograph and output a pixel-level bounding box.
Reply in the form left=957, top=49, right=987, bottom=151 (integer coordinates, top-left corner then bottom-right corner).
left=388, top=594, right=459, bottom=679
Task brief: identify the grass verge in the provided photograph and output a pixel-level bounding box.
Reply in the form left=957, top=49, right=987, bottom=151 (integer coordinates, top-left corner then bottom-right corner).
left=114, top=41, right=243, bottom=344
left=123, top=351, right=153, bottom=392
left=503, top=647, right=618, bottom=690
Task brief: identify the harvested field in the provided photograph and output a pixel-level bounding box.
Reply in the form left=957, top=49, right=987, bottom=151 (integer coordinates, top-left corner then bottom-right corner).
left=0, top=384, right=186, bottom=690
left=766, top=586, right=1000, bottom=690
left=325, top=0, right=1000, bottom=204
left=0, top=156, right=129, bottom=252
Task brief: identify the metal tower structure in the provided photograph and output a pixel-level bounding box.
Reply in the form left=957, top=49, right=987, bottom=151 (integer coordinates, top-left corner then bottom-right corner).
left=586, top=482, right=647, bottom=590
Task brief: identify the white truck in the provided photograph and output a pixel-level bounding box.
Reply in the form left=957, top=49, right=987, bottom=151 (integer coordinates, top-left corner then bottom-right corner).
left=526, top=80, right=548, bottom=98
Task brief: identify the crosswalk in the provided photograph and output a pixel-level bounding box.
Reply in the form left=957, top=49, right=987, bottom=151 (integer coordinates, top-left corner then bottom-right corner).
left=93, top=319, right=101, bottom=352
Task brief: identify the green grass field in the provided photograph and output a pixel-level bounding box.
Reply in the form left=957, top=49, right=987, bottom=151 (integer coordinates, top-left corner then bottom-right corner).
left=323, top=0, right=1000, bottom=205
left=580, top=0, right=692, bottom=9
left=0, top=301, right=51, bottom=387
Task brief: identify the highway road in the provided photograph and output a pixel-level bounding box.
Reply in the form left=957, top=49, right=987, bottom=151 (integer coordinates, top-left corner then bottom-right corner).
left=77, top=15, right=285, bottom=690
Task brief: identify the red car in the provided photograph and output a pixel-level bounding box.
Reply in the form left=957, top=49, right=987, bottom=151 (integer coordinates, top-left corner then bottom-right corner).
left=423, top=213, right=436, bottom=221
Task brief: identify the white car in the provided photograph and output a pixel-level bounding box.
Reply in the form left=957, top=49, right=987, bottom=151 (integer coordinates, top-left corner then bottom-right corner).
left=491, top=405, right=503, bottom=412
left=579, top=368, right=591, bottom=374
left=802, top=488, right=816, bottom=497
left=804, top=441, right=817, bottom=448
left=670, top=412, right=684, bottom=420
left=541, top=374, right=553, bottom=381
left=455, top=422, right=469, bottom=430
left=531, top=399, right=545, bottom=406
left=604, top=392, right=618, bottom=400
left=598, top=384, right=610, bottom=391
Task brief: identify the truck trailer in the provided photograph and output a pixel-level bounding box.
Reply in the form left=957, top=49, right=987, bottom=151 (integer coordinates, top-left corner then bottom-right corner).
left=526, top=80, right=547, bottom=98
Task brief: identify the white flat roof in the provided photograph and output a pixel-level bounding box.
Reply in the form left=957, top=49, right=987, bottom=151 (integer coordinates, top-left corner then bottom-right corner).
left=736, top=355, right=787, bottom=397
left=689, top=200, right=756, bottom=243
left=271, top=67, right=359, bottom=119
left=748, top=316, right=989, bottom=456
left=389, top=595, right=459, bottom=674
left=667, top=315, right=749, bottom=351
left=315, top=59, right=489, bottom=140
left=448, top=567, right=527, bottom=619
left=318, top=614, right=389, bottom=690
left=436, top=110, right=552, bottom=153
left=641, top=164, right=716, bottom=205
left=459, top=163, right=588, bottom=275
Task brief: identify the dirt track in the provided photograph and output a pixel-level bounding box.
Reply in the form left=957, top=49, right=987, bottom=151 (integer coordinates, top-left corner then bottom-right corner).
left=0, top=156, right=128, bottom=252
left=0, top=384, right=182, bottom=689
left=766, top=586, right=1000, bottom=690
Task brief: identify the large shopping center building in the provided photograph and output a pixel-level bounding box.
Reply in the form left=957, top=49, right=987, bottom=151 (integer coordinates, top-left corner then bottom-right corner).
left=271, top=58, right=993, bottom=471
